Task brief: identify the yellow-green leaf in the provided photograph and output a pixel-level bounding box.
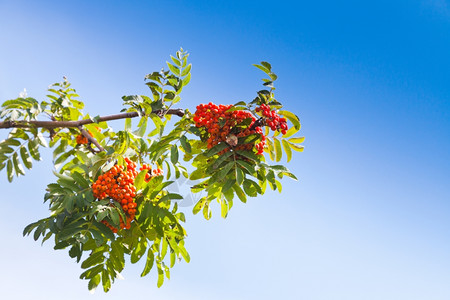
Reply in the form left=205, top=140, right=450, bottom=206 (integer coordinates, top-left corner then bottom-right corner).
left=289, top=137, right=305, bottom=144
left=282, top=139, right=292, bottom=162
left=289, top=142, right=304, bottom=152
left=274, top=138, right=282, bottom=162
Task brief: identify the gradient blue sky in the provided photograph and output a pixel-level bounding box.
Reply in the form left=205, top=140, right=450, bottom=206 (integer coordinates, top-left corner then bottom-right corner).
left=0, top=1, right=449, bottom=299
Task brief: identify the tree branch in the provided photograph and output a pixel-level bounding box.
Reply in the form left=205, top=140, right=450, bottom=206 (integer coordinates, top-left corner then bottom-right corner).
left=78, top=126, right=104, bottom=153
left=0, top=109, right=185, bottom=130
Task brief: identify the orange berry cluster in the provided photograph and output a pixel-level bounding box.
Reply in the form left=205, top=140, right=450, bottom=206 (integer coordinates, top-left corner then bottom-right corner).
left=140, top=163, right=164, bottom=182
left=193, top=102, right=266, bottom=155
left=92, top=158, right=138, bottom=233
left=75, top=131, right=90, bottom=144
left=255, top=104, right=288, bottom=135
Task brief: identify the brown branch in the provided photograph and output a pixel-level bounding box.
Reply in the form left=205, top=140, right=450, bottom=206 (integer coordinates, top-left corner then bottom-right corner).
left=78, top=126, right=104, bottom=153
left=0, top=109, right=185, bottom=130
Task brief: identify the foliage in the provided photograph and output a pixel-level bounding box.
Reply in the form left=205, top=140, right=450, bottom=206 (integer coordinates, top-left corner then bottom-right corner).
left=0, top=49, right=304, bottom=292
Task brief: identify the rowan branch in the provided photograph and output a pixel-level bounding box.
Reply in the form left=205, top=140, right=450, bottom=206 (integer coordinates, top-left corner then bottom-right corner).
left=0, top=109, right=185, bottom=130
left=78, top=126, right=104, bottom=153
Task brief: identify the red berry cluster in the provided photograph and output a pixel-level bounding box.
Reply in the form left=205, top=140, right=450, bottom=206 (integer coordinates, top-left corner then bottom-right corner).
left=193, top=102, right=266, bottom=155
left=255, top=104, right=288, bottom=135
left=92, top=158, right=138, bottom=233
left=140, top=163, right=164, bottom=182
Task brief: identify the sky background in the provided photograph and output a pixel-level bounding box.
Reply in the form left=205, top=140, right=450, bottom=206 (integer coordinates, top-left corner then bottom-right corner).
left=0, top=0, right=449, bottom=299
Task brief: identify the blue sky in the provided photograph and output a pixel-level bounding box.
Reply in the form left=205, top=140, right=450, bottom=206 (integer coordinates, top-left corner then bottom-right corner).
left=0, top=0, right=449, bottom=299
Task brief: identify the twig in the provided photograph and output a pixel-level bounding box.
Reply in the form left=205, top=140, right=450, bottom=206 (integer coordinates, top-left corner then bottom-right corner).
left=78, top=126, right=105, bottom=153
left=0, top=109, right=185, bottom=130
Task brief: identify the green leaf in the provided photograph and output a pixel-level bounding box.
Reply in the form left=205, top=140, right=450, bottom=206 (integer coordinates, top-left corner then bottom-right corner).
left=131, top=239, right=147, bottom=264
left=236, top=159, right=256, bottom=174
left=157, top=264, right=164, bottom=287
left=170, top=144, right=179, bottom=164
left=141, top=249, right=155, bottom=277
left=181, top=63, right=192, bottom=76
left=4, top=138, right=20, bottom=147
left=81, top=251, right=104, bottom=269
left=23, top=221, right=40, bottom=236
left=274, top=138, right=282, bottom=162
left=245, top=178, right=262, bottom=194
left=222, top=178, right=235, bottom=193
left=93, top=221, right=115, bottom=241
left=6, top=160, right=13, bottom=182
left=243, top=179, right=257, bottom=197
left=261, top=61, right=272, bottom=71
left=170, top=55, right=181, bottom=67
left=218, top=161, right=234, bottom=180
left=33, top=223, right=46, bottom=241
left=220, top=198, right=229, bottom=218
left=71, top=171, right=90, bottom=189
left=268, top=72, right=278, bottom=81
left=233, top=184, right=247, bottom=203
left=289, top=142, right=304, bottom=152
left=282, top=171, right=298, bottom=181
left=52, top=170, right=73, bottom=181
left=63, top=195, right=75, bottom=212
left=238, top=133, right=261, bottom=145
left=180, top=135, right=191, bottom=153
left=12, top=152, right=25, bottom=175
left=167, top=237, right=180, bottom=253
left=189, top=168, right=206, bottom=181
left=167, top=62, right=180, bottom=76
left=289, top=137, right=305, bottom=144
left=158, top=193, right=183, bottom=203
left=58, top=226, right=85, bottom=241
left=235, top=150, right=260, bottom=162
left=210, top=150, right=233, bottom=170
left=182, top=72, right=191, bottom=86
left=193, top=197, right=207, bottom=215
left=88, top=274, right=101, bottom=292
left=28, top=139, right=41, bottom=161
left=236, top=167, right=244, bottom=185
left=161, top=238, right=168, bottom=259
left=110, top=240, right=125, bottom=270
left=109, top=209, right=120, bottom=226
left=253, top=63, right=270, bottom=74
left=225, top=105, right=248, bottom=113
left=282, top=139, right=292, bottom=162
left=222, top=189, right=234, bottom=203
left=59, top=178, right=80, bottom=192
left=178, top=241, right=190, bottom=263
left=79, top=264, right=104, bottom=280
left=0, top=145, right=14, bottom=154
left=266, top=138, right=275, bottom=161
left=134, top=169, right=149, bottom=191
left=205, top=142, right=228, bottom=157
left=90, top=229, right=104, bottom=246
left=102, top=269, right=111, bottom=293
